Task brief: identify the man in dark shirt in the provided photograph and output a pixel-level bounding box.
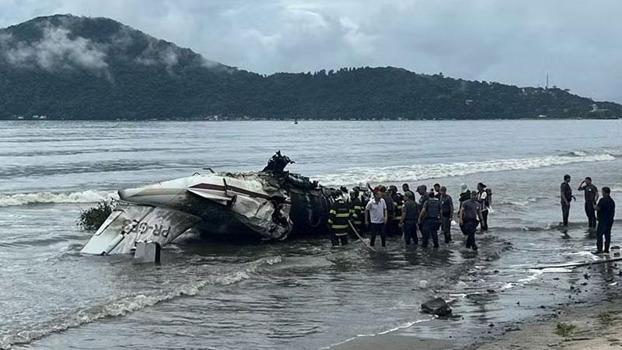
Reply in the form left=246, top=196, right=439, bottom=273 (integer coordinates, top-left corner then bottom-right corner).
left=417, top=185, right=429, bottom=205
left=595, top=187, right=616, bottom=254
left=578, top=177, right=599, bottom=230
left=460, top=191, right=483, bottom=251
left=439, top=186, right=454, bottom=244
left=418, top=191, right=441, bottom=249
left=433, top=183, right=441, bottom=198
left=458, top=184, right=470, bottom=208
left=399, top=191, right=419, bottom=245
left=560, top=174, right=575, bottom=226
left=416, top=185, right=429, bottom=234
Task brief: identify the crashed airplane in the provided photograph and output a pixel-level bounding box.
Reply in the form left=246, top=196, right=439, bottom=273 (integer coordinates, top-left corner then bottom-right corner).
left=81, top=152, right=339, bottom=255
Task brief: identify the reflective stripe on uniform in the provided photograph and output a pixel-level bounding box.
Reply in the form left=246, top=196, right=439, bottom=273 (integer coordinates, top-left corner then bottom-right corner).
left=331, top=224, right=349, bottom=230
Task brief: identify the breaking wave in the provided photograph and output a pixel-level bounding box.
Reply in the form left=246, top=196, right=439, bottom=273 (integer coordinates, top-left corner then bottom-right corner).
left=0, top=256, right=282, bottom=349
left=0, top=190, right=118, bottom=207
left=315, top=153, right=615, bottom=185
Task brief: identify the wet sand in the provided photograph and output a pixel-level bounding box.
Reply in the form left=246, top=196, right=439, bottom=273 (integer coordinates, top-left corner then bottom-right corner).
left=333, top=334, right=454, bottom=350
left=473, top=299, right=622, bottom=350
left=333, top=246, right=622, bottom=350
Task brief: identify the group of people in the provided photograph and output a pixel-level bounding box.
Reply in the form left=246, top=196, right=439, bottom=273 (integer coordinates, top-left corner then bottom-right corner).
left=560, top=175, right=617, bottom=254
left=328, top=174, right=616, bottom=255
left=327, top=182, right=492, bottom=251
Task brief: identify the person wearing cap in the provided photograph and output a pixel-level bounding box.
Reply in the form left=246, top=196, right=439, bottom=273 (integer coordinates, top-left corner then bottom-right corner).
left=399, top=191, right=419, bottom=245
left=560, top=174, right=575, bottom=227
left=365, top=189, right=388, bottom=247
left=459, top=184, right=470, bottom=208
left=578, top=177, right=599, bottom=231
left=595, top=187, right=615, bottom=254
left=328, top=189, right=351, bottom=246
left=439, top=186, right=454, bottom=244
left=476, top=183, right=490, bottom=231
left=418, top=191, right=441, bottom=248
left=460, top=191, right=483, bottom=251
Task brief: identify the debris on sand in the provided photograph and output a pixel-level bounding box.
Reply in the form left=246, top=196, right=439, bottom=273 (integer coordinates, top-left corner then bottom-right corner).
left=421, top=297, right=452, bottom=317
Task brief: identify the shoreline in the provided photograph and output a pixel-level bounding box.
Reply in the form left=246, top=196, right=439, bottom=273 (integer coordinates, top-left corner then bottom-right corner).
left=471, top=294, right=622, bottom=350
left=332, top=247, right=622, bottom=350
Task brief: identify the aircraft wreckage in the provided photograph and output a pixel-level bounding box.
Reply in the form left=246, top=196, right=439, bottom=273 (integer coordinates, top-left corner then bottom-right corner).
left=81, top=152, right=342, bottom=255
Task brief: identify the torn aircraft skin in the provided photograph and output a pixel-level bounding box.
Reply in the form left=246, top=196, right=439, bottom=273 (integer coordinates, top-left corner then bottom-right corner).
left=81, top=152, right=338, bottom=255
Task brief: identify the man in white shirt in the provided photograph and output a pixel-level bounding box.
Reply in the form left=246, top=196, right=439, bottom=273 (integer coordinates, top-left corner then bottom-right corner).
left=365, top=189, right=388, bottom=247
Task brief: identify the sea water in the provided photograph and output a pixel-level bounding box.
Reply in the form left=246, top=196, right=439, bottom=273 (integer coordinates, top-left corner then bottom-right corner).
left=0, top=119, right=621, bottom=349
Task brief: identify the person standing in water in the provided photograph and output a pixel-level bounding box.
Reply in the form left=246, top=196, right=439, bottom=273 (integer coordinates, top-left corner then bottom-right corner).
left=402, top=183, right=415, bottom=200
left=418, top=191, right=441, bottom=249
left=439, top=186, right=454, bottom=244
left=460, top=191, right=483, bottom=251
left=595, top=187, right=615, bottom=254
left=476, top=183, right=490, bottom=231
left=578, top=177, right=599, bottom=231
left=399, top=191, right=419, bottom=245
left=560, top=174, right=575, bottom=227
left=328, top=190, right=350, bottom=246
left=458, top=184, right=470, bottom=208
left=365, top=189, right=388, bottom=247
left=433, top=183, right=442, bottom=198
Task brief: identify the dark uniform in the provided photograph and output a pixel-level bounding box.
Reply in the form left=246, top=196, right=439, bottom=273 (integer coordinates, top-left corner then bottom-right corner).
left=349, top=196, right=365, bottom=234
left=328, top=198, right=350, bottom=246
left=421, top=197, right=441, bottom=248
left=579, top=183, right=598, bottom=229
left=560, top=181, right=572, bottom=226
left=461, top=198, right=481, bottom=250
left=459, top=190, right=470, bottom=207
left=596, top=196, right=615, bottom=253
left=383, top=192, right=395, bottom=234
left=418, top=191, right=430, bottom=234
left=439, top=194, right=453, bottom=243
left=391, top=192, right=403, bottom=235
left=401, top=198, right=419, bottom=245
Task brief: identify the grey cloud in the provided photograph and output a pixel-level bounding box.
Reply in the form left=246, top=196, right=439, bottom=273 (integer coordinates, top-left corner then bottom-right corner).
left=1, top=0, right=621, bottom=102
left=1, top=24, right=108, bottom=72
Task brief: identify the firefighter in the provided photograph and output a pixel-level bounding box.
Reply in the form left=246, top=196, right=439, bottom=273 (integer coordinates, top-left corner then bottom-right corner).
left=328, top=189, right=351, bottom=246
left=389, top=185, right=403, bottom=235
left=349, top=189, right=365, bottom=235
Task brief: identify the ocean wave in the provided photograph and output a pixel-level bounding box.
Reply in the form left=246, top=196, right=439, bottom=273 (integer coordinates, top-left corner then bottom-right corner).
left=315, top=153, right=615, bottom=186
left=0, top=190, right=118, bottom=207
left=0, top=255, right=281, bottom=349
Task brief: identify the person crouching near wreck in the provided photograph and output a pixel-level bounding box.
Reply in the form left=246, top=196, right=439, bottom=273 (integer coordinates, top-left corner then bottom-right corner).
left=595, top=187, right=616, bottom=254
left=328, top=189, right=351, bottom=247
left=460, top=191, right=483, bottom=251
left=365, top=188, right=388, bottom=247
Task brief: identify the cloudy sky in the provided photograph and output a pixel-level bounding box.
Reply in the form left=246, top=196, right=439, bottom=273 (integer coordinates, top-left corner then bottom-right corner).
left=1, top=0, right=621, bottom=102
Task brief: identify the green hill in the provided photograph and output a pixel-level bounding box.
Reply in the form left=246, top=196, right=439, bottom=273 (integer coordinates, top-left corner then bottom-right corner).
left=0, top=14, right=620, bottom=120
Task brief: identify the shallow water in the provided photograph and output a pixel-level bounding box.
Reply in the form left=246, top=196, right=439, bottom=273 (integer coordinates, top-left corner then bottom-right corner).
left=0, top=120, right=621, bottom=349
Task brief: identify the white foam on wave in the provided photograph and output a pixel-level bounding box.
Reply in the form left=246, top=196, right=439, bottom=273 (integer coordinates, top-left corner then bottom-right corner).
left=0, top=256, right=281, bottom=349
left=0, top=190, right=118, bottom=207
left=315, top=153, right=615, bottom=186
left=321, top=318, right=433, bottom=350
